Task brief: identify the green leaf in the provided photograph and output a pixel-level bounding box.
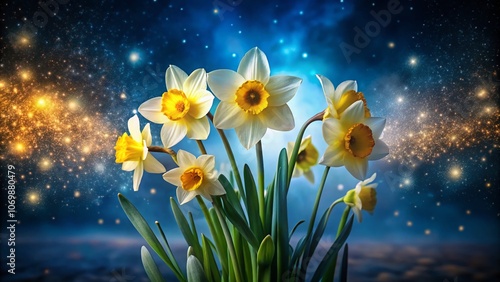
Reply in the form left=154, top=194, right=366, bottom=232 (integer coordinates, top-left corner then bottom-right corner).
left=218, top=195, right=260, bottom=250
left=289, top=235, right=307, bottom=268
left=201, top=234, right=221, bottom=282
left=264, top=180, right=275, bottom=233
left=209, top=207, right=228, bottom=276
left=188, top=212, right=200, bottom=246
left=340, top=244, right=349, bottom=282
left=155, top=221, right=183, bottom=277
left=170, top=197, right=203, bottom=259
left=243, top=164, right=264, bottom=240
left=271, top=149, right=289, bottom=279
left=118, top=194, right=186, bottom=281
left=310, top=215, right=354, bottom=282
left=289, top=220, right=305, bottom=239
left=141, top=246, right=166, bottom=282
left=308, top=202, right=336, bottom=258
left=218, top=174, right=247, bottom=221
left=257, top=235, right=274, bottom=282
left=187, top=255, right=209, bottom=282
left=257, top=235, right=275, bottom=266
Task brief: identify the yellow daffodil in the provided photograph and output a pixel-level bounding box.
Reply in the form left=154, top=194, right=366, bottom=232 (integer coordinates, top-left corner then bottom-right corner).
left=138, top=65, right=214, bottom=148
left=114, top=115, right=166, bottom=191
left=162, top=150, right=226, bottom=204
left=287, top=135, right=319, bottom=183
left=344, top=173, right=378, bottom=222
left=208, top=47, right=302, bottom=149
left=320, top=100, right=389, bottom=180
left=317, top=75, right=371, bottom=120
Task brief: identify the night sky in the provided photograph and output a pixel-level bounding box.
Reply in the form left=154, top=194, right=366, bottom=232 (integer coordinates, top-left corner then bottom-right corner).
left=1, top=0, right=499, bottom=281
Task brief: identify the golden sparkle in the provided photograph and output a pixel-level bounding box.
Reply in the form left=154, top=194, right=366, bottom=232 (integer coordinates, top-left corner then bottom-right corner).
left=449, top=167, right=462, bottom=179
left=28, top=192, right=40, bottom=204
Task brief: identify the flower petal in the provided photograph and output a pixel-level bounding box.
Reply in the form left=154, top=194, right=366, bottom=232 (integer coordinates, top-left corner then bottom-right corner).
left=188, top=90, right=214, bottom=119
left=143, top=153, right=166, bottom=173
left=185, top=115, right=210, bottom=140
left=133, top=162, right=144, bottom=191
left=322, top=118, right=345, bottom=144
left=196, top=154, right=215, bottom=173
left=259, top=104, right=295, bottom=131
left=205, top=179, right=226, bottom=196
left=237, top=47, right=270, bottom=84
left=265, top=75, right=302, bottom=106
left=207, top=70, right=245, bottom=101
left=122, top=161, right=138, bottom=171
left=368, top=140, right=389, bottom=160
left=141, top=123, right=152, bottom=146
left=352, top=207, right=363, bottom=222
left=176, top=150, right=197, bottom=167
left=166, top=65, right=188, bottom=91
left=334, top=80, right=357, bottom=103
left=162, top=167, right=182, bottom=186
left=139, top=97, right=170, bottom=124
left=316, top=74, right=335, bottom=105
left=176, top=187, right=197, bottom=205
left=341, top=100, right=365, bottom=128
left=183, top=68, right=207, bottom=96
left=364, top=173, right=377, bottom=185
left=213, top=101, right=247, bottom=129
left=128, top=115, right=142, bottom=142
left=304, top=170, right=315, bottom=184
left=363, top=117, right=386, bottom=140
left=160, top=120, right=187, bottom=148
left=344, top=153, right=368, bottom=180
left=319, top=145, right=345, bottom=167
left=235, top=116, right=267, bottom=149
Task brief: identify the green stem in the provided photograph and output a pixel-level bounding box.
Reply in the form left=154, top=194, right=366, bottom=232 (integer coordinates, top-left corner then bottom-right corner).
left=207, top=113, right=244, bottom=194
left=324, top=206, right=351, bottom=281
left=195, top=196, right=228, bottom=275
left=256, top=141, right=265, bottom=225
left=299, top=166, right=330, bottom=279
left=336, top=206, right=351, bottom=237
left=148, top=146, right=177, bottom=164
left=196, top=140, right=207, bottom=155
left=305, top=166, right=330, bottom=238
left=213, top=199, right=243, bottom=282
left=287, top=111, right=324, bottom=187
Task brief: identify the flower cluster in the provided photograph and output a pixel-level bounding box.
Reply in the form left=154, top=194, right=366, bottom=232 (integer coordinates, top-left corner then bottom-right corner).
left=115, top=47, right=389, bottom=281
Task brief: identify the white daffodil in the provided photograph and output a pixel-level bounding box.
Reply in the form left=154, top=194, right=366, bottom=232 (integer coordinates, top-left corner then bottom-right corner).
left=208, top=47, right=302, bottom=149
left=320, top=100, right=389, bottom=180
left=344, top=173, right=378, bottom=222
left=317, top=75, right=371, bottom=120
left=114, top=115, right=166, bottom=191
left=162, top=150, right=226, bottom=205
left=138, top=65, right=214, bottom=148
left=287, top=135, right=319, bottom=183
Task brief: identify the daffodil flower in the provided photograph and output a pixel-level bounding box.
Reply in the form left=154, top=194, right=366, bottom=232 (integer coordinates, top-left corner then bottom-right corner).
left=208, top=47, right=302, bottom=149
left=138, top=65, right=214, bottom=148
left=320, top=100, right=389, bottom=180
left=114, top=115, right=166, bottom=191
left=287, top=135, right=319, bottom=183
left=343, top=173, right=378, bottom=222
left=317, top=75, right=371, bottom=120
left=162, top=150, right=225, bottom=205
